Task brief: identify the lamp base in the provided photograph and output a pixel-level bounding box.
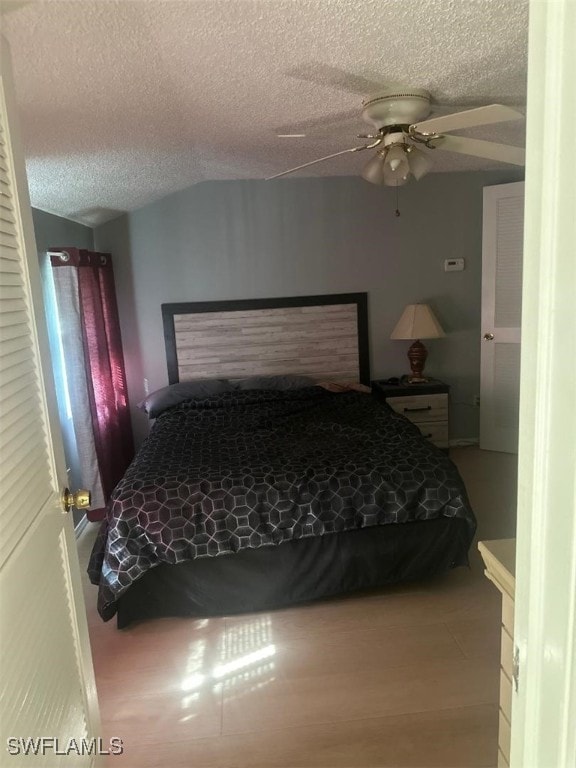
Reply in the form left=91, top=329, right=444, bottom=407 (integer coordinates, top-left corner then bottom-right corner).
left=406, top=339, right=428, bottom=381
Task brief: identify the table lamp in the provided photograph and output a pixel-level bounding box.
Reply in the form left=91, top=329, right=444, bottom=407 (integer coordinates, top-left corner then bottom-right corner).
left=390, top=303, right=445, bottom=383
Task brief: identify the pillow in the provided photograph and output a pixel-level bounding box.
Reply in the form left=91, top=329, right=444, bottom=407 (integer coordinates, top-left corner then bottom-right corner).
left=137, top=379, right=232, bottom=418
left=234, top=374, right=316, bottom=391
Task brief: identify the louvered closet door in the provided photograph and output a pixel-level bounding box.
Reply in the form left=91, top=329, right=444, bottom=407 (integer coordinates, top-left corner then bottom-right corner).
left=480, top=181, right=525, bottom=453
left=0, top=39, right=100, bottom=766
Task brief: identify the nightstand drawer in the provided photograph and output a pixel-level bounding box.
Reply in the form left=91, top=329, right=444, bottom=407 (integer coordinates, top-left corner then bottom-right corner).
left=414, top=421, right=449, bottom=447
left=386, top=393, right=448, bottom=423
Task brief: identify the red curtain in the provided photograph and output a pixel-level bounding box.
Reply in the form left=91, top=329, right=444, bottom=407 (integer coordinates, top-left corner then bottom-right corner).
left=51, top=248, right=134, bottom=521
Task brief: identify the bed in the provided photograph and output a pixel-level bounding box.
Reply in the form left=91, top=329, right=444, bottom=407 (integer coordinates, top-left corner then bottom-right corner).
left=88, top=293, right=476, bottom=627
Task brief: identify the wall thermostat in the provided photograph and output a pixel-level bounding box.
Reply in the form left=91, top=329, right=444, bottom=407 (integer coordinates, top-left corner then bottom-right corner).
left=444, top=258, right=465, bottom=272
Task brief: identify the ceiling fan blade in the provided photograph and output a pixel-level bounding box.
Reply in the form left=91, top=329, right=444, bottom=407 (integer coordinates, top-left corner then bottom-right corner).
left=413, top=104, right=524, bottom=135
left=434, top=135, right=525, bottom=166
left=266, top=146, right=367, bottom=180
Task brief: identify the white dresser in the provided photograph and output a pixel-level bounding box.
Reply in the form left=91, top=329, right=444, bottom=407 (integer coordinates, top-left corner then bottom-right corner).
left=478, top=538, right=516, bottom=767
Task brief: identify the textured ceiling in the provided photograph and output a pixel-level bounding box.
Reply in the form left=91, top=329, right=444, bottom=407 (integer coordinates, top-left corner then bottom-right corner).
left=1, top=0, right=529, bottom=226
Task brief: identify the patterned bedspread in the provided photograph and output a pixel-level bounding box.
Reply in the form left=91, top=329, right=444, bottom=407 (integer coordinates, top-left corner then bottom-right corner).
left=88, top=388, right=476, bottom=619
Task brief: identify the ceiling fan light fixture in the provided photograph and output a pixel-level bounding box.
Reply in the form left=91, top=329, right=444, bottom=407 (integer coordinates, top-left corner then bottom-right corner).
left=383, top=164, right=409, bottom=186
left=361, top=154, right=385, bottom=185
left=383, top=173, right=409, bottom=187
left=383, top=144, right=410, bottom=179
left=406, top=146, right=432, bottom=180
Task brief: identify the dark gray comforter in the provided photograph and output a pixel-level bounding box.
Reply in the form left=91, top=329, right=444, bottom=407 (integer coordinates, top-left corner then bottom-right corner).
left=88, top=387, right=476, bottom=619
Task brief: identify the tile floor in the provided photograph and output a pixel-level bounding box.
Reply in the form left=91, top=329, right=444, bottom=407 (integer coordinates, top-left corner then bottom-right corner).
left=78, top=446, right=518, bottom=768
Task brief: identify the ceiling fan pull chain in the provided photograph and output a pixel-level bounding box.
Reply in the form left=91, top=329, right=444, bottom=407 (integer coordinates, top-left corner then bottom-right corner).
left=395, top=183, right=401, bottom=217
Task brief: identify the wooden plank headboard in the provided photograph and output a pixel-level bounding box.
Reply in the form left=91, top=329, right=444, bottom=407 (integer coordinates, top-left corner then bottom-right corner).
left=161, top=293, right=370, bottom=385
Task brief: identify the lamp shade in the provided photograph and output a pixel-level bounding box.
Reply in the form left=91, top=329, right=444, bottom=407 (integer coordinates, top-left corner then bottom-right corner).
left=384, top=145, right=410, bottom=179
left=390, top=304, right=445, bottom=340
left=361, top=154, right=385, bottom=185
left=406, top=147, right=432, bottom=181
left=383, top=165, right=409, bottom=186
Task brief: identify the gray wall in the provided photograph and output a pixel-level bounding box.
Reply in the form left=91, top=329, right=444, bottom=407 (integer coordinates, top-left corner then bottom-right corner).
left=94, top=171, right=523, bottom=446
left=32, top=208, right=94, bottom=253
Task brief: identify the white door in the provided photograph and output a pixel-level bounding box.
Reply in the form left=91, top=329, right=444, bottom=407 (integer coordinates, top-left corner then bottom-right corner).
left=512, top=1, right=576, bottom=765
left=0, top=38, right=100, bottom=766
left=480, top=181, right=525, bottom=453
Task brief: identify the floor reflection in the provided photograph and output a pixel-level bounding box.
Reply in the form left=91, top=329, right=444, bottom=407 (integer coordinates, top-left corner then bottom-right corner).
left=220, top=616, right=276, bottom=703
left=178, top=615, right=277, bottom=721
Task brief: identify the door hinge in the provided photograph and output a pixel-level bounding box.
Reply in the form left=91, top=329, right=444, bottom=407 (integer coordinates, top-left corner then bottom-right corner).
left=513, top=645, right=520, bottom=692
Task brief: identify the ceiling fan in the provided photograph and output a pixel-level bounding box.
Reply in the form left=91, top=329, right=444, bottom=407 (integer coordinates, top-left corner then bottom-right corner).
left=267, top=88, right=525, bottom=186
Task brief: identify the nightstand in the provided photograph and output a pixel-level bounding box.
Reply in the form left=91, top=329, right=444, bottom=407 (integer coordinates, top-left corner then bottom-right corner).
left=372, top=378, right=450, bottom=449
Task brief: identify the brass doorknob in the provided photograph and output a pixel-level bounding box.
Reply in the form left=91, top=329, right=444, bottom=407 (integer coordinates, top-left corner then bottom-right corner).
left=61, top=488, right=91, bottom=513
left=483, top=332, right=495, bottom=341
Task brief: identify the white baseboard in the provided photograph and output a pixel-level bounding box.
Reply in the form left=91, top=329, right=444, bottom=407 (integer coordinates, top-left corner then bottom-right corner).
left=449, top=437, right=480, bottom=447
